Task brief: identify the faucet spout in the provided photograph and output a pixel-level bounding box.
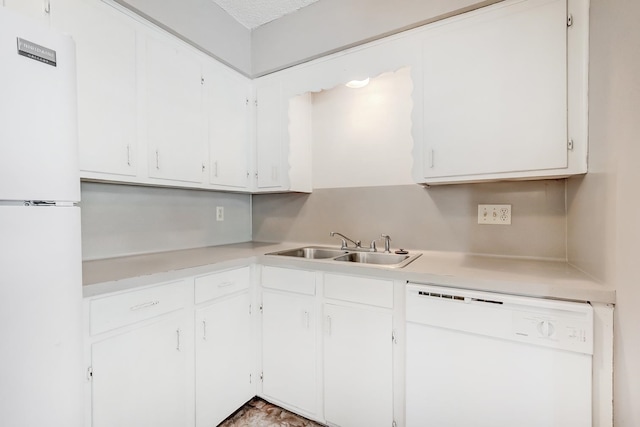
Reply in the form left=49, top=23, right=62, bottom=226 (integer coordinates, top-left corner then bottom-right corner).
left=381, top=234, right=391, bottom=253
left=330, top=232, right=361, bottom=249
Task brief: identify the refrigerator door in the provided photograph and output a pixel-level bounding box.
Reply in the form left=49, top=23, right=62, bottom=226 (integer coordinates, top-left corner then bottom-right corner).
left=0, top=205, right=83, bottom=427
left=0, top=8, right=79, bottom=202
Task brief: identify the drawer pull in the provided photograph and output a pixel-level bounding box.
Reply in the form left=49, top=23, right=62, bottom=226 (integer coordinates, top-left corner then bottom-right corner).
left=176, top=329, right=181, bottom=351
left=217, top=281, right=235, bottom=288
left=202, top=320, right=207, bottom=341
left=129, top=300, right=160, bottom=311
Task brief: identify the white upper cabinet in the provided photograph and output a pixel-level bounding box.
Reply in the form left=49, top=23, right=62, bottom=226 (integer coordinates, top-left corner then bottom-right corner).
left=254, top=78, right=284, bottom=190
left=414, top=0, right=587, bottom=184
left=203, top=62, right=251, bottom=189
left=3, top=0, right=50, bottom=26
left=51, top=0, right=137, bottom=178
left=253, top=76, right=313, bottom=193
left=142, top=33, right=206, bottom=184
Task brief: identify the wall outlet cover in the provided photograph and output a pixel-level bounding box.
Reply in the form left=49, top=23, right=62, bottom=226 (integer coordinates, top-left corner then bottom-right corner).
left=478, top=204, right=511, bottom=225
left=216, top=206, right=224, bottom=221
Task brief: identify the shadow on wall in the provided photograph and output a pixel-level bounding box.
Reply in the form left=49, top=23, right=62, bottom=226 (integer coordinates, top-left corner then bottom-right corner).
left=252, top=180, right=567, bottom=260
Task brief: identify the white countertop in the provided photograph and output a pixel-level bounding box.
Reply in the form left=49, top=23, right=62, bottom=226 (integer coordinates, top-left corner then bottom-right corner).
left=82, top=241, right=615, bottom=303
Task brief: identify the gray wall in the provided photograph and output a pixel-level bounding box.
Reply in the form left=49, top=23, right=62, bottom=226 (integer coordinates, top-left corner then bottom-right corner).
left=251, top=0, right=501, bottom=76
left=567, top=0, right=640, bottom=425
left=113, top=0, right=252, bottom=75
left=80, top=182, right=252, bottom=260
left=253, top=181, right=567, bottom=259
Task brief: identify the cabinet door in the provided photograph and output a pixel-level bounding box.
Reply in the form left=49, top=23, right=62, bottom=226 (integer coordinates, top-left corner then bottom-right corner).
left=144, top=34, right=206, bottom=183
left=324, top=303, right=393, bottom=427
left=261, top=290, right=316, bottom=414
left=255, top=81, right=283, bottom=189
left=90, top=315, right=189, bottom=427
left=195, top=291, right=253, bottom=427
left=3, top=0, right=50, bottom=25
left=204, top=65, right=250, bottom=189
left=51, top=0, right=137, bottom=177
left=421, top=0, right=567, bottom=180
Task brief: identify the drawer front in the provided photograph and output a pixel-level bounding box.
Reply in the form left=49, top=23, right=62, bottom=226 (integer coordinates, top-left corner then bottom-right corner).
left=194, top=266, right=250, bottom=304
left=261, top=266, right=315, bottom=296
left=90, top=280, right=186, bottom=335
left=324, top=273, right=393, bottom=308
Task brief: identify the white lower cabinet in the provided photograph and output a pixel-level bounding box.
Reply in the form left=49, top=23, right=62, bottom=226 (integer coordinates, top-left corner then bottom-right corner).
left=259, top=266, right=318, bottom=416
left=90, top=313, right=190, bottom=427
left=323, top=273, right=395, bottom=427
left=195, top=290, right=253, bottom=427
left=261, top=289, right=317, bottom=414
left=323, top=303, right=393, bottom=427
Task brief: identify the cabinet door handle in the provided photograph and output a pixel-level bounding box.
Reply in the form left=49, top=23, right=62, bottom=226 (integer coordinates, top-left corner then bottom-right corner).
left=176, top=329, right=181, bottom=351
left=202, top=320, right=207, bottom=341
left=326, top=315, right=332, bottom=336
left=303, top=310, right=310, bottom=329
left=44, top=0, right=51, bottom=14
left=155, top=149, right=160, bottom=170
left=126, top=144, right=131, bottom=166
left=213, top=161, right=218, bottom=178
left=428, top=149, right=435, bottom=168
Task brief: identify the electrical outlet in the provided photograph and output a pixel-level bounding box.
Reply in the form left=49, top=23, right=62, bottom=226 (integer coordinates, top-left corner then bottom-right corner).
left=477, top=204, right=511, bottom=225
left=216, top=206, right=224, bottom=221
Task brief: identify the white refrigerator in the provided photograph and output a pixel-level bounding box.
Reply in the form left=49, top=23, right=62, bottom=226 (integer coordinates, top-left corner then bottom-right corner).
left=0, top=7, right=82, bottom=427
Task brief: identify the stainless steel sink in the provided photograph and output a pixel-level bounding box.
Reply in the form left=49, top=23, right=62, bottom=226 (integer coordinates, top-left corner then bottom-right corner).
left=333, top=252, right=411, bottom=266
left=266, top=246, right=421, bottom=268
left=269, top=246, right=348, bottom=259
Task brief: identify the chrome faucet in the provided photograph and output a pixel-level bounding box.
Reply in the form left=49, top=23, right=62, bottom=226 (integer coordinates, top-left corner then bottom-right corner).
left=381, top=234, right=391, bottom=253
left=330, top=232, right=361, bottom=249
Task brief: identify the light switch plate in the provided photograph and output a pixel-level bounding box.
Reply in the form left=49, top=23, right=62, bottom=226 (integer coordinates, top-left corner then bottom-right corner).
left=478, top=204, right=511, bottom=225
left=216, top=206, right=224, bottom=221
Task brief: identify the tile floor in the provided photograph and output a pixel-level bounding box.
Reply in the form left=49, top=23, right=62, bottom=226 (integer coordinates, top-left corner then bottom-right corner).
left=218, top=398, right=325, bottom=427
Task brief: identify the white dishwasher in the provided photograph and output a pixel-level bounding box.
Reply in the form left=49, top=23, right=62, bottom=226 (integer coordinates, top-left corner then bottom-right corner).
left=406, top=283, right=593, bottom=427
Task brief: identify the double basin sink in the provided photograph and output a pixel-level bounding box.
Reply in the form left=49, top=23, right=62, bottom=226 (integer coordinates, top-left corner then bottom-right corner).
left=266, top=246, right=421, bottom=269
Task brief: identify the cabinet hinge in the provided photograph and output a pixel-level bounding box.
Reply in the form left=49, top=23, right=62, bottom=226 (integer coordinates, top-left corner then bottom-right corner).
left=201, top=76, right=205, bottom=85
left=568, top=139, right=574, bottom=151
left=249, top=304, right=252, bottom=315
left=246, top=98, right=249, bottom=106
left=392, top=330, right=398, bottom=344
left=567, top=14, right=573, bottom=27
left=87, top=366, right=93, bottom=382
left=249, top=373, right=252, bottom=384
left=392, top=421, right=397, bottom=427
left=260, top=372, right=264, bottom=382
left=254, top=99, right=258, bottom=107
left=259, top=304, right=263, bottom=313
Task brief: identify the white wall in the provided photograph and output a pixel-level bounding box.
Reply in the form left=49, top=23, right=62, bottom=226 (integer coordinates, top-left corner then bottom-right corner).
left=567, top=0, right=640, bottom=425
left=311, top=67, right=414, bottom=188
left=113, top=0, right=251, bottom=74
left=251, top=0, right=501, bottom=75
left=81, top=183, right=252, bottom=260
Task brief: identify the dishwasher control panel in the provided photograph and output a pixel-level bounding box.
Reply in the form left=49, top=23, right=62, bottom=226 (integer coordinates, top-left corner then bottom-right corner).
left=407, top=283, right=594, bottom=355
left=512, top=309, right=592, bottom=354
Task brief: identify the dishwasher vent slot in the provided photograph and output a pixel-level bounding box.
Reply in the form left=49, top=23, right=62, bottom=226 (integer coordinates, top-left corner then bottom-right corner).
left=417, top=290, right=503, bottom=305
left=418, top=290, right=465, bottom=301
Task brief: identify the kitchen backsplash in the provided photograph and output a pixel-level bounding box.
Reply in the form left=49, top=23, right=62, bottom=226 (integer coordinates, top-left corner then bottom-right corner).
left=252, top=180, right=567, bottom=260
left=80, top=182, right=252, bottom=260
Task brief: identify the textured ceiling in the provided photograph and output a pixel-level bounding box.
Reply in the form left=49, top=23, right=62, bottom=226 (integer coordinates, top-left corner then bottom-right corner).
left=211, top=0, right=321, bottom=29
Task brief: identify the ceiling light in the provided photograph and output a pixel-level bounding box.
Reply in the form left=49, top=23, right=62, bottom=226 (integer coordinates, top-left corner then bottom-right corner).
left=345, top=78, right=370, bottom=89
